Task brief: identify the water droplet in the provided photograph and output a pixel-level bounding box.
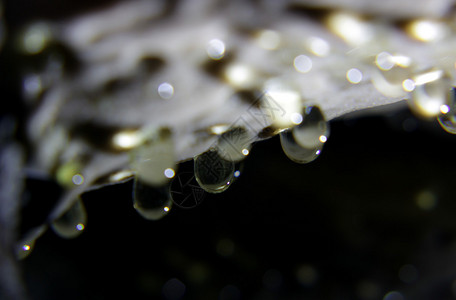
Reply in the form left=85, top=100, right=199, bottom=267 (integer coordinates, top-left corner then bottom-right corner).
left=51, top=198, right=87, bottom=239
left=293, top=54, right=312, bottom=73
left=216, top=127, right=252, bottom=162
left=438, top=88, right=456, bottom=133
left=293, top=106, right=329, bottom=149
left=280, top=106, right=329, bottom=164
left=372, top=52, right=412, bottom=97
left=130, top=128, right=176, bottom=187
left=133, top=176, right=172, bottom=221
left=16, top=239, right=36, bottom=260
left=409, top=69, right=452, bottom=118
left=194, top=149, right=235, bottom=193
left=406, top=19, right=448, bottom=42
left=346, top=68, right=363, bottom=84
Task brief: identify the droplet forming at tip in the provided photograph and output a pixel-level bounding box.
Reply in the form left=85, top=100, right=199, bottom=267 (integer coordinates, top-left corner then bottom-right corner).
left=51, top=198, right=87, bottom=239
left=133, top=176, right=172, bottom=221
left=194, top=149, right=235, bottom=193
left=280, top=106, right=329, bottom=164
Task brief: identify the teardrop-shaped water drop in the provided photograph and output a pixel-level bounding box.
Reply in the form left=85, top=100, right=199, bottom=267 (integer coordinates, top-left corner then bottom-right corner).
left=130, top=127, right=176, bottom=187
left=194, top=149, right=235, bottom=193
left=292, top=106, right=329, bottom=149
left=216, top=127, right=252, bottom=162
left=280, top=105, right=328, bottom=164
left=280, top=130, right=323, bottom=164
left=51, top=198, right=87, bottom=239
left=409, top=69, right=452, bottom=119
left=437, top=87, right=456, bottom=133
left=133, top=176, right=172, bottom=221
left=16, top=238, right=36, bottom=260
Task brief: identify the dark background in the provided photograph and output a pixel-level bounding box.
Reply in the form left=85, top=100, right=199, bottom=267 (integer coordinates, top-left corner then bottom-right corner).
left=20, top=111, right=456, bottom=300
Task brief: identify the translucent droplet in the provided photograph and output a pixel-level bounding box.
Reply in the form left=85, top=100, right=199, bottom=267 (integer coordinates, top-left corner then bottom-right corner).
left=280, top=130, right=322, bottom=164
left=16, top=239, right=36, bottom=260
left=194, top=149, right=235, bottom=193
left=372, top=52, right=412, bottom=97
left=133, top=176, right=172, bottom=220
left=438, top=88, right=456, bottom=133
left=409, top=69, right=452, bottom=119
left=292, top=106, right=329, bottom=149
left=51, top=198, right=87, bottom=239
left=280, top=106, right=329, bottom=164
left=130, top=128, right=176, bottom=187
left=216, top=127, right=252, bottom=162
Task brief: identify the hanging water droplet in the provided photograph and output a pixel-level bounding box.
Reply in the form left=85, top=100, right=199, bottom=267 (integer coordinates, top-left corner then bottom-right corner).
left=16, top=239, right=36, bottom=260
left=133, top=177, right=173, bottom=221
left=130, top=127, right=176, bottom=187
left=372, top=52, right=413, bottom=97
left=216, top=127, right=252, bottom=162
left=133, top=176, right=172, bottom=220
left=51, top=198, right=87, bottom=239
left=292, top=106, right=328, bottom=149
left=194, top=149, right=235, bottom=193
left=280, top=106, right=329, bottom=164
left=408, top=69, right=452, bottom=119
left=437, top=87, right=456, bottom=133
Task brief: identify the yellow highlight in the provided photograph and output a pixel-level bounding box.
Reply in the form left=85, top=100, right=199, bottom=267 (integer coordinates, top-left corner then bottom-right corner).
left=164, top=206, right=170, bottom=212
left=112, top=130, right=143, bottom=150
left=406, top=20, right=446, bottom=42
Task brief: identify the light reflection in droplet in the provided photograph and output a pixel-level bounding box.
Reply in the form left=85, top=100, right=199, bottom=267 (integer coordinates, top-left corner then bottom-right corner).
left=402, top=79, right=415, bottom=92
left=71, top=174, right=84, bottom=185
left=280, top=106, right=328, bottom=164
left=409, top=69, right=452, bottom=118
left=157, top=82, right=174, bottom=99
left=291, top=113, right=303, bottom=125
left=441, top=104, right=450, bottom=114
left=294, top=54, right=312, bottom=73
left=256, top=29, right=281, bottom=50
left=207, top=39, right=226, bottom=60
left=164, top=168, right=175, bottom=179
left=164, top=206, right=170, bottom=212
left=216, top=127, right=252, bottom=162
left=307, top=36, right=330, bottom=57
left=234, top=170, right=241, bottom=178
left=51, top=198, right=87, bottom=239
left=130, top=128, right=175, bottom=187
left=16, top=239, right=36, bottom=260
left=346, top=68, right=363, bottom=84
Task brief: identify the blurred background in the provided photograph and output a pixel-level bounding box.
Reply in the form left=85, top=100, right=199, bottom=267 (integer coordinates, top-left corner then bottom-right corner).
left=3, top=0, right=456, bottom=299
